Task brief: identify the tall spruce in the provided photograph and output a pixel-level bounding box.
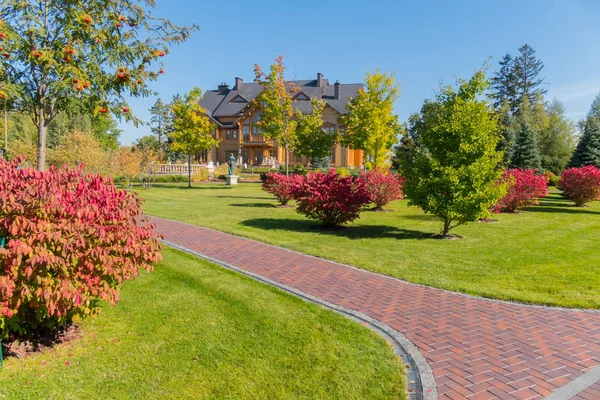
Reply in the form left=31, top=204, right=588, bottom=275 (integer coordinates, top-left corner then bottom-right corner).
left=512, top=44, right=547, bottom=108
left=511, top=123, right=542, bottom=170
left=568, top=94, right=600, bottom=168
left=149, top=98, right=171, bottom=158
left=491, top=53, right=517, bottom=111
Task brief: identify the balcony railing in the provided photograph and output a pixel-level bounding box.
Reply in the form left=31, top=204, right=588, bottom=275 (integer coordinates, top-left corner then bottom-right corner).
left=150, top=164, right=212, bottom=175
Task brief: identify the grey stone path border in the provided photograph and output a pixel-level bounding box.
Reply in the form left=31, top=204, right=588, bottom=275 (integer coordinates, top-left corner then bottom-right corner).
left=164, top=239, right=438, bottom=400
left=545, top=365, right=600, bottom=400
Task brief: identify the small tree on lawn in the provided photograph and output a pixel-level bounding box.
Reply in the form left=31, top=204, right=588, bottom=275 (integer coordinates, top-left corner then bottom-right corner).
left=169, top=87, right=218, bottom=188
left=400, top=70, right=507, bottom=238
left=253, top=55, right=298, bottom=175
left=0, top=0, right=198, bottom=170
left=295, top=99, right=338, bottom=170
left=341, top=71, right=401, bottom=169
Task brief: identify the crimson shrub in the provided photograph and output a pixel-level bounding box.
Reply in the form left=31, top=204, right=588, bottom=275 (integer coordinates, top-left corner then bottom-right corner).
left=559, top=166, right=600, bottom=206
left=494, top=169, right=548, bottom=213
left=360, top=169, right=405, bottom=210
left=0, top=158, right=162, bottom=339
left=261, top=172, right=301, bottom=206
left=292, top=169, right=371, bottom=226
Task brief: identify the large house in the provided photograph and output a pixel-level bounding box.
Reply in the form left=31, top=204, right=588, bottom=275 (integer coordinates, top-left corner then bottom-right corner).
left=198, top=73, right=364, bottom=168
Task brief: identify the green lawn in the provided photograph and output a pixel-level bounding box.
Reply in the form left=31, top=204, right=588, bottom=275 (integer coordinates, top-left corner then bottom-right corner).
left=0, top=247, right=406, bottom=400
left=137, top=183, right=600, bottom=309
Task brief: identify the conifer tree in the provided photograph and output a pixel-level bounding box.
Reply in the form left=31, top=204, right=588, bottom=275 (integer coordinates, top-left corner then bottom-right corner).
left=491, top=53, right=517, bottom=111
left=511, top=123, right=542, bottom=170
left=568, top=94, right=600, bottom=168
left=149, top=98, right=171, bottom=158
left=512, top=44, right=547, bottom=108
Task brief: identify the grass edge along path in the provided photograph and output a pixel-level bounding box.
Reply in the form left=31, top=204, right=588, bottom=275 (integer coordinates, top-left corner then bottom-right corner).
left=0, top=246, right=407, bottom=400
left=137, top=183, right=600, bottom=309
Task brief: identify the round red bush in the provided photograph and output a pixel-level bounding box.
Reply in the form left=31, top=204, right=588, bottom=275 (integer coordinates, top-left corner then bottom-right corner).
left=0, top=158, right=162, bottom=339
left=291, top=169, right=371, bottom=226
left=261, top=172, right=302, bottom=206
left=494, top=169, right=548, bottom=213
left=360, top=169, right=405, bottom=210
left=559, top=166, right=600, bottom=206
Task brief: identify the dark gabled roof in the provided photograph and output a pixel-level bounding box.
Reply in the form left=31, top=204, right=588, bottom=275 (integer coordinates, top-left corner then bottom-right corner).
left=199, top=74, right=362, bottom=126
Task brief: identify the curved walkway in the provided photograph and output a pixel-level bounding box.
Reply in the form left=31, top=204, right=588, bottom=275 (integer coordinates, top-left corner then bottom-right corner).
left=148, top=216, right=600, bottom=400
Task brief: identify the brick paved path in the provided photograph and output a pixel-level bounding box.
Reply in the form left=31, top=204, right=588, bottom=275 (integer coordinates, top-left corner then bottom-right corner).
left=149, top=216, right=600, bottom=400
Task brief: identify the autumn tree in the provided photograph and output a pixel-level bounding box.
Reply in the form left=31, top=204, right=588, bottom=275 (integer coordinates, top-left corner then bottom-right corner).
left=169, top=87, right=218, bottom=188
left=0, top=0, right=197, bottom=170
left=112, top=146, right=143, bottom=189
left=295, top=99, right=338, bottom=170
left=50, top=130, right=110, bottom=174
left=253, top=55, right=297, bottom=175
left=400, top=70, right=506, bottom=238
left=341, top=71, right=401, bottom=170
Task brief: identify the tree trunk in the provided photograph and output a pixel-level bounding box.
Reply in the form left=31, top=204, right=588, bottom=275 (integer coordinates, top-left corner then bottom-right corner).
left=187, top=153, right=192, bottom=188
left=37, top=112, right=47, bottom=171
left=284, top=144, right=289, bottom=176
left=442, top=218, right=451, bottom=237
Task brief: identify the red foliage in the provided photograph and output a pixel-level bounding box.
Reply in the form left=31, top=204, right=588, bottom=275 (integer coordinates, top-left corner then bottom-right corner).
left=494, top=169, right=548, bottom=213
left=360, top=169, right=405, bottom=210
left=261, top=173, right=302, bottom=206
left=291, top=169, right=371, bottom=226
left=559, top=166, right=600, bottom=206
left=0, top=158, right=162, bottom=339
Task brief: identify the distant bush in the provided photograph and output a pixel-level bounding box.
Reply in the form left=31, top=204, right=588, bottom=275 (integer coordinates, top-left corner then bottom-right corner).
left=261, top=173, right=303, bottom=206
left=494, top=169, right=548, bottom=213
left=545, top=171, right=560, bottom=187
left=292, top=170, right=371, bottom=226
left=0, top=158, right=162, bottom=339
left=559, top=166, right=600, bottom=206
left=360, top=169, right=405, bottom=210
left=336, top=167, right=350, bottom=177
left=193, top=168, right=210, bottom=182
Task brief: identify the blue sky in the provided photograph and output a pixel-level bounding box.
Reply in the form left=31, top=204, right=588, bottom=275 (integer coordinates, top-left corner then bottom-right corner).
left=118, top=0, right=600, bottom=144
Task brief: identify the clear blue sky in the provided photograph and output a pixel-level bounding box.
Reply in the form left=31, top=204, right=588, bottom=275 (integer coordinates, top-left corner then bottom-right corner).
left=118, top=0, right=600, bottom=145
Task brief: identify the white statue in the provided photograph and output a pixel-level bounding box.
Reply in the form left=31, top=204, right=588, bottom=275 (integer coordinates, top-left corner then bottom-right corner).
left=207, top=160, right=214, bottom=168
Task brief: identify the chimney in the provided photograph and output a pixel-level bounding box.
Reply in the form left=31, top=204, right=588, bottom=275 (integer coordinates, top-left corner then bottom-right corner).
left=334, top=80, right=340, bottom=100
left=317, top=73, right=324, bottom=87
left=235, top=77, right=243, bottom=90
left=218, top=82, right=229, bottom=92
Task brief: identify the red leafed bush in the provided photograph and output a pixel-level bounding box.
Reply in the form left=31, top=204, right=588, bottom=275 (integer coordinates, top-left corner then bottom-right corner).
left=559, top=166, right=600, bottom=206
left=0, top=158, right=162, bottom=339
left=291, top=169, right=371, bottom=226
left=494, top=169, right=548, bottom=213
left=360, top=169, right=406, bottom=210
left=261, top=172, right=301, bottom=206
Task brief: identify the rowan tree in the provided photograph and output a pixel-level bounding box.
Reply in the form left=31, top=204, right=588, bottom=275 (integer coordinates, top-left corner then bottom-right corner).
left=400, top=70, right=507, bottom=237
left=341, top=71, right=401, bottom=169
left=169, top=87, right=218, bottom=188
left=0, top=0, right=198, bottom=170
left=253, top=55, right=298, bottom=175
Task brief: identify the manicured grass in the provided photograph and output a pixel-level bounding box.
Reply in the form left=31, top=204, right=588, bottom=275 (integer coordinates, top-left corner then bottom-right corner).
left=137, top=183, right=600, bottom=308
left=0, top=247, right=406, bottom=400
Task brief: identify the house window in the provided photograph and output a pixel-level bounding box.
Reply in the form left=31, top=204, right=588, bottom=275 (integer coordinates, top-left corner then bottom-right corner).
left=230, top=95, right=247, bottom=103
left=242, top=126, right=250, bottom=140
left=200, top=150, right=208, bottom=162
left=242, top=149, right=249, bottom=164
left=233, top=130, right=238, bottom=139
left=269, top=149, right=277, bottom=159
left=330, top=147, right=336, bottom=163
left=323, top=125, right=336, bottom=135
left=339, top=126, right=346, bottom=135
left=226, top=130, right=232, bottom=140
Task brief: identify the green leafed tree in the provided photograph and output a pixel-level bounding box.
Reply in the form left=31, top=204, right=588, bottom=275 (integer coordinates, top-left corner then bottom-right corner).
left=295, top=99, right=338, bottom=170
left=252, top=55, right=297, bottom=175
left=169, top=87, right=218, bottom=188
left=400, top=70, right=506, bottom=238
left=0, top=0, right=198, bottom=170
left=149, top=97, right=171, bottom=158
left=568, top=94, right=600, bottom=168
left=341, top=71, right=401, bottom=169
left=538, top=99, right=576, bottom=174
left=510, top=122, right=542, bottom=170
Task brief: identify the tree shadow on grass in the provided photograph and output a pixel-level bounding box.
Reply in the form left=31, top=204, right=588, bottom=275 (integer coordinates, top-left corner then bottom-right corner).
left=229, top=203, right=276, bottom=208
left=241, top=218, right=431, bottom=240
left=146, top=184, right=231, bottom=190
left=215, top=195, right=272, bottom=200
left=524, top=206, right=600, bottom=215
